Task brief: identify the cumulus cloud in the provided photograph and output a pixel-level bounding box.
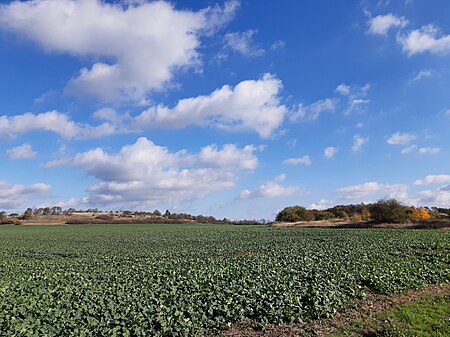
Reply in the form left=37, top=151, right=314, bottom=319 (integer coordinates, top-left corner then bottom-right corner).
left=367, top=13, right=408, bottom=35
left=239, top=174, right=301, bottom=199
left=0, top=111, right=117, bottom=139
left=324, top=146, right=338, bottom=159
left=0, top=0, right=238, bottom=102
left=38, top=197, right=89, bottom=210
left=308, top=199, right=333, bottom=210
left=398, top=24, right=450, bottom=55
left=222, top=29, right=264, bottom=57
left=412, top=189, right=450, bottom=208
left=283, top=156, right=311, bottom=166
left=199, top=144, right=259, bottom=170
left=6, top=143, right=37, bottom=159
left=1, top=75, right=287, bottom=139
left=337, top=181, right=408, bottom=201
left=387, top=132, right=416, bottom=145
left=414, top=175, right=450, bottom=186
left=290, top=98, right=336, bottom=121
left=47, top=137, right=258, bottom=208
left=0, top=180, right=51, bottom=209
left=133, top=74, right=287, bottom=138
left=352, top=135, right=368, bottom=152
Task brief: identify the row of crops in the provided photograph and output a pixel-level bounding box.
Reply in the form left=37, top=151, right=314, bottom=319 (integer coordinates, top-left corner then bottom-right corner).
left=0, top=224, right=449, bottom=336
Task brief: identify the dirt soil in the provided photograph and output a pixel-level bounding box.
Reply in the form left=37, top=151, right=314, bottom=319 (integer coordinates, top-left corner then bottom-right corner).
left=272, top=220, right=450, bottom=230
left=219, top=283, right=450, bottom=337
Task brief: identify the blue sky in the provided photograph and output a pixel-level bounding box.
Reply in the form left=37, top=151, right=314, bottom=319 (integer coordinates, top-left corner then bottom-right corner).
left=0, top=0, right=449, bottom=219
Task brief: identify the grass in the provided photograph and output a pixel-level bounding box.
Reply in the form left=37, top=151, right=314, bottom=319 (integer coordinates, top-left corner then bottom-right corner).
left=334, top=295, right=450, bottom=337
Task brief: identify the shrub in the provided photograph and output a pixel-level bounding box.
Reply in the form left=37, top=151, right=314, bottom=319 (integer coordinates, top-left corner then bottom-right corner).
left=314, top=211, right=335, bottom=221
left=411, top=207, right=431, bottom=220
left=350, top=214, right=362, bottom=222
left=276, top=206, right=314, bottom=222
left=370, top=199, right=410, bottom=223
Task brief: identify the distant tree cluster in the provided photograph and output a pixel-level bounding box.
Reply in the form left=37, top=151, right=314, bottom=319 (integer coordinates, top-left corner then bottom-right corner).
left=0, top=207, right=268, bottom=226
left=276, top=199, right=450, bottom=223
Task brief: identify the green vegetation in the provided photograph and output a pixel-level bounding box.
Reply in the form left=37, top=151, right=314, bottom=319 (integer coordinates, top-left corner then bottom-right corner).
left=275, top=205, right=315, bottom=221
left=276, top=198, right=450, bottom=223
left=370, top=199, right=410, bottom=223
left=334, top=295, right=450, bottom=337
left=0, top=224, right=449, bottom=336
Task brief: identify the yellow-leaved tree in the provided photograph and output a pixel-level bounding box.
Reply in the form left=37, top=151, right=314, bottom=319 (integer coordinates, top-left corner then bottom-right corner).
left=411, top=207, right=431, bottom=220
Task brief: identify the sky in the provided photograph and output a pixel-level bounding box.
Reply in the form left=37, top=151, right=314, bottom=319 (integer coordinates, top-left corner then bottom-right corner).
left=0, top=0, right=449, bottom=220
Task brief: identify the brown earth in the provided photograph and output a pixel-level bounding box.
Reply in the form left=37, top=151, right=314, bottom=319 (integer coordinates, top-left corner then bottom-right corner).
left=0, top=212, right=192, bottom=225
left=272, top=220, right=450, bottom=230
left=218, top=283, right=450, bottom=337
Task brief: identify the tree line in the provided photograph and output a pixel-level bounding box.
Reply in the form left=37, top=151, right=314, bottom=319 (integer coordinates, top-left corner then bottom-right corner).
left=276, top=199, right=450, bottom=223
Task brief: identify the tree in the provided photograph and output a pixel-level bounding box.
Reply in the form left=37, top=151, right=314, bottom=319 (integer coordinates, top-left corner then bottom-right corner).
left=164, top=210, right=171, bottom=217
left=276, top=206, right=314, bottom=222
left=369, top=199, right=410, bottom=223
left=153, top=210, right=162, bottom=216
left=411, top=207, right=431, bottom=220
left=51, top=206, right=62, bottom=215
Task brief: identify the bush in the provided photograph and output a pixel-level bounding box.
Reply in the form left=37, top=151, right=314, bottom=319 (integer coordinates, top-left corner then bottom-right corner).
left=411, top=207, right=431, bottom=220
left=350, top=214, right=362, bottom=222
left=370, top=199, right=410, bottom=223
left=276, top=206, right=314, bottom=222
left=314, top=211, right=335, bottom=221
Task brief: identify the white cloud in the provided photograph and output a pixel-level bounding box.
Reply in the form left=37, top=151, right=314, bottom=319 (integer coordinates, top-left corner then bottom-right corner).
left=0, top=111, right=117, bottom=140
left=0, top=180, right=51, bottom=209
left=47, top=137, right=258, bottom=208
left=401, top=145, right=441, bottom=155
left=398, top=24, right=450, bottom=56
left=418, top=147, right=440, bottom=155
left=308, top=199, right=333, bottom=210
left=335, top=83, right=371, bottom=114
left=223, top=29, right=264, bottom=57
left=352, top=135, right=368, bottom=152
left=239, top=174, right=301, bottom=199
left=324, top=146, right=338, bottom=159
left=199, top=144, right=259, bottom=170
left=133, top=74, right=287, bottom=138
left=367, top=13, right=408, bottom=35
left=414, top=175, right=450, bottom=186
left=387, top=132, right=416, bottom=145
left=270, top=40, right=285, bottom=51
left=413, top=189, right=450, bottom=208
left=401, top=144, right=418, bottom=154
left=283, top=156, right=312, bottom=166
left=2, top=75, right=287, bottom=139
left=36, top=197, right=89, bottom=210
left=6, top=143, right=37, bottom=159
left=412, top=69, right=433, bottom=81
left=337, top=181, right=408, bottom=201
left=290, top=98, right=336, bottom=121
left=0, top=0, right=238, bottom=102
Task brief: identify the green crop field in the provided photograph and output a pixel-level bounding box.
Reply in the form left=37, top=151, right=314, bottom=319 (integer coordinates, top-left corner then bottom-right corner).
left=0, top=224, right=449, bottom=336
